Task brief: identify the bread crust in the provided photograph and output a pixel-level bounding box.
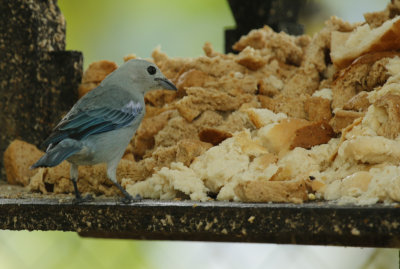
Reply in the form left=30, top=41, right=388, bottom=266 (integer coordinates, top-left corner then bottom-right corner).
left=235, top=179, right=308, bottom=203
left=331, top=17, right=400, bottom=69
left=4, top=140, right=43, bottom=186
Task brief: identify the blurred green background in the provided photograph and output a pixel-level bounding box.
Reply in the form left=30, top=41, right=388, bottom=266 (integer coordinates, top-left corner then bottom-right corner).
left=58, top=0, right=388, bottom=68
left=59, top=0, right=235, bottom=68
left=1, top=0, right=398, bottom=268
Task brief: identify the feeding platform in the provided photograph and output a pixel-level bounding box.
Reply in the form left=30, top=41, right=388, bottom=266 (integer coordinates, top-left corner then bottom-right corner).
left=1, top=184, right=400, bottom=247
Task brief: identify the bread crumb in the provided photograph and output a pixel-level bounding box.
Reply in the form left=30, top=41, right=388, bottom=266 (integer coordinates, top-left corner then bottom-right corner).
left=123, top=54, right=137, bottom=62
left=246, top=108, right=287, bottom=129
left=312, top=88, right=332, bottom=100
left=236, top=46, right=267, bottom=70
left=126, top=162, right=209, bottom=201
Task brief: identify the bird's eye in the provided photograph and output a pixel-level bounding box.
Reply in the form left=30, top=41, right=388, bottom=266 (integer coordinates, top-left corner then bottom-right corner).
left=147, top=66, right=156, bottom=75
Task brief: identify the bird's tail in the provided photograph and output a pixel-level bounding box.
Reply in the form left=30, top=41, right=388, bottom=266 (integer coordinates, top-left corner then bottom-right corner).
left=31, top=139, right=82, bottom=169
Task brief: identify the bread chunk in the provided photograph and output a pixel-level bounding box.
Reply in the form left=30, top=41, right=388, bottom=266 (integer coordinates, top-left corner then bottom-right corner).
left=304, top=96, right=332, bottom=122
left=343, top=91, right=370, bottom=112
left=374, top=93, right=400, bottom=139
left=330, top=110, right=364, bottom=133
left=4, top=140, right=43, bottom=186
left=257, top=118, right=334, bottom=156
left=198, top=129, right=232, bottom=145
left=364, top=0, right=400, bottom=28
left=291, top=121, right=334, bottom=150
left=144, top=89, right=177, bottom=107
left=235, top=46, right=267, bottom=70
left=235, top=179, right=308, bottom=203
left=233, top=26, right=306, bottom=66
left=176, top=87, right=255, bottom=122
left=78, top=60, right=118, bottom=97
left=246, top=108, right=287, bottom=129
left=133, top=110, right=176, bottom=157
left=331, top=16, right=400, bottom=69
left=29, top=160, right=136, bottom=196
left=331, top=51, right=398, bottom=109
left=259, top=94, right=309, bottom=119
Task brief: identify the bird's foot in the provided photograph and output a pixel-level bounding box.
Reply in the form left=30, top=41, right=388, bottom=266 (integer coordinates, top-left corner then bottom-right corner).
left=121, top=193, right=142, bottom=204
left=111, top=179, right=142, bottom=203
left=73, top=194, right=94, bottom=204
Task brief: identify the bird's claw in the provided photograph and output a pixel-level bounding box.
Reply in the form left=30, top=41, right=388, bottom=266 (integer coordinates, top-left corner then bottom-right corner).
left=73, top=194, right=94, bottom=204
left=121, top=193, right=142, bottom=204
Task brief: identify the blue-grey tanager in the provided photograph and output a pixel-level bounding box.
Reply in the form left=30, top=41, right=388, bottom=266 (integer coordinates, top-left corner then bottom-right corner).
left=31, top=59, right=177, bottom=203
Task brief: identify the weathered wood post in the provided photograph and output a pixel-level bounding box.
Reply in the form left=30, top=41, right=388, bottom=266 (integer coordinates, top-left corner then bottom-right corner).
left=0, top=0, right=83, bottom=174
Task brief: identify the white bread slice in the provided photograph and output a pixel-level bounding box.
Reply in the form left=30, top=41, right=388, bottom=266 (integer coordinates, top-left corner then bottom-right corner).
left=331, top=16, right=400, bottom=69
left=257, top=118, right=334, bottom=156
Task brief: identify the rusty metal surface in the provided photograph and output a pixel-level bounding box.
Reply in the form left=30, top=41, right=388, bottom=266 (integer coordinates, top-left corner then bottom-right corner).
left=0, top=195, right=400, bottom=247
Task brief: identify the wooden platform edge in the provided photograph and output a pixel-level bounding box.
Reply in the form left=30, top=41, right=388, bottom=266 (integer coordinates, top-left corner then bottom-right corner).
left=0, top=198, right=400, bottom=247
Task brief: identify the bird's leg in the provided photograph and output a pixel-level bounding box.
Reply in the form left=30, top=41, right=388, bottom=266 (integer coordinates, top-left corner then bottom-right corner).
left=70, top=163, right=93, bottom=204
left=107, top=162, right=141, bottom=204
left=72, top=179, right=81, bottom=200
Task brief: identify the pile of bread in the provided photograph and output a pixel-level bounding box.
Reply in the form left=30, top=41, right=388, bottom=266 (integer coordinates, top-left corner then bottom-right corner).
left=5, top=1, right=400, bottom=204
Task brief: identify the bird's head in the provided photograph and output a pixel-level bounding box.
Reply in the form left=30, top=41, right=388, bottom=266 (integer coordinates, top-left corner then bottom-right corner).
left=107, top=59, right=177, bottom=95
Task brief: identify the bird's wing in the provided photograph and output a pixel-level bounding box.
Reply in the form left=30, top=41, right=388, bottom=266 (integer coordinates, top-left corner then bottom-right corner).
left=43, top=100, right=143, bottom=148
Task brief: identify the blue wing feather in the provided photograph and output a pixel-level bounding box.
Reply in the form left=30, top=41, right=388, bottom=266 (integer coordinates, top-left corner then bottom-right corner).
left=43, top=101, right=143, bottom=148
left=31, top=139, right=82, bottom=168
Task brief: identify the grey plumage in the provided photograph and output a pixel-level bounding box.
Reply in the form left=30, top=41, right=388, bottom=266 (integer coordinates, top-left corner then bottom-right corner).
left=31, top=59, right=177, bottom=203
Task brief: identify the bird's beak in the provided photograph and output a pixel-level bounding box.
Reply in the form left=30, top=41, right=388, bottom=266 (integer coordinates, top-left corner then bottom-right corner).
left=155, top=77, right=177, bottom=91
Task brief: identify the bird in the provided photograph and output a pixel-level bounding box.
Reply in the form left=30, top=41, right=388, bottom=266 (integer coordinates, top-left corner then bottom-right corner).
left=31, top=59, right=177, bottom=203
